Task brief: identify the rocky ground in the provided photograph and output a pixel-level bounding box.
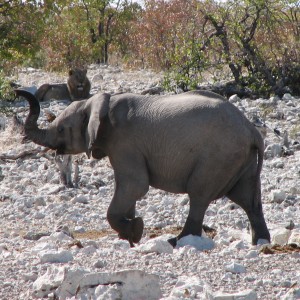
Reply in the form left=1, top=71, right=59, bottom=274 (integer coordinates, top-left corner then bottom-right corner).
left=0, top=65, right=300, bottom=300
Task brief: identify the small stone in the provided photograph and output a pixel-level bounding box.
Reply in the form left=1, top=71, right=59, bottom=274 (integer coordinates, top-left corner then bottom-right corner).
left=34, top=212, right=45, bottom=219
left=229, top=240, right=248, bottom=250
left=282, top=93, right=293, bottom=100
left=224, top=261, right=246, bottom=274
left=72, top=195, right=88, bottom=204
left=56, top=225, right=74, bottom=238
left=272, top=228, right=291, bottom=245
left=176, top=235, right=215, bottom=251
left=269, top=189, right=286, bottom=203
left=264, top=144, right=283, bottom=158
left=93, top=260, right=107, bottom=269
left=136, top=237, right=173, bottom=254
left=31, top=242, right=57, bottom=254
left=245, top=250, right=259, bottom=259
left=23, top=272, right=38, bottom=282
left=170, top=276, right=204, bottom=298
left=205, top=287, right=257, bottom=300
left=80, top=245, right=97, bottom=255
left=74, top=226, right=85, bottom=233
left=177, top=196, right=189, bottom=206
left=288, top=229, right=300, bottom=246
left=50, top=231, right=74, bottom=242
left=39, top=250, right=73, bottom=263
left=34, top=197, right=46, bottom=206
left=229, top=94, right=241, bottom=103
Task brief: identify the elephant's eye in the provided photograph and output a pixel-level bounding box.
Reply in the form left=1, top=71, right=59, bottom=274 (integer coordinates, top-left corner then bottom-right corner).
left=57, top=126, right=64, bottom=133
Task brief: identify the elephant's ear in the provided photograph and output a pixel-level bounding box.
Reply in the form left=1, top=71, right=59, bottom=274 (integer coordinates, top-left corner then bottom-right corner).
left=86, top=93, right=110, bottom=158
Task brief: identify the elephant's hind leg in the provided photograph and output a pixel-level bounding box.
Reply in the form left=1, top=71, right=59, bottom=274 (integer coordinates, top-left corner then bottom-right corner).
left=168, top=169, right=216, bottom=247
left=226, top=163, right=270, bottom=244
left=168, top=192, right=211, bottom=247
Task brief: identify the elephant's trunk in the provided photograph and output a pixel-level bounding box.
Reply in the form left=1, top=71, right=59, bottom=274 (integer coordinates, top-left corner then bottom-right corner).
left=15, top=89, right=49, bottom=147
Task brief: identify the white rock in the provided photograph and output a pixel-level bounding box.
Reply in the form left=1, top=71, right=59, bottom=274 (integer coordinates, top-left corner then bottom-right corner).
left=135, top=237, right=173, bottom=254
left=39, top=249, right=73, bottom=263
left=34, top=212, right=45, bottom=219
left=112, top=239, right=131, bottom=251
left=33, top=266, right=67, bottom=298
left=50, top=232, right=74, bottom=242
left=72, top=194, right=88, bottom=204
left=269, top=189, right=286, bottom=203
left=271, top=228, right=291, bottom=245
left=264, top=144, right=282, bottom=158
left=34, top=197, right=46, bottom=206
left=93, top=284, right=122, bottom=300
left=271, top=158, right=285, bottom=169
left=74, top=226, right=85, bottom=233
left=229, top=240, right=248, bottom=250
left=245, top=250, right=259, bottom=259
left=176, top=235, right=215, bottom=251
left=205, top=286, right=257, bottom=300
left=282, top=93, right=294, bottom=100
left=57, top=269, right=162, bottom=300
left=170, top=276, right=205, bottom=298
left=229, top=94, right=241, bottom=103
left=23, top=272, right=38, bottom=282
left=44, top=185, right=65, bottom=195
left=31, top=242, right=57, bottom=254
left=79, top=245, right=97, bottom=255
left=177, top=195, right=189, bottom=206
left=288, top=229, right=300, bottom=246
left=224, top=261, right=246, bottom=274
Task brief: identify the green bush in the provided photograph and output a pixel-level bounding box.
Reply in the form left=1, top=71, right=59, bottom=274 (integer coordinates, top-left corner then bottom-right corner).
left=0, top=72, right=15, bottom=102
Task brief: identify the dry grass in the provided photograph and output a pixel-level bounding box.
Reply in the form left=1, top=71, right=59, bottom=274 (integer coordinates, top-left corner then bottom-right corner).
left=260, top=244, right=300, bottom=254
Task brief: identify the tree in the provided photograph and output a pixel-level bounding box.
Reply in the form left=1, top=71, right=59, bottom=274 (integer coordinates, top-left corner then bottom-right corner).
left=37, top=0, right=140, bottom=69
left=0, top=0, right=44, bottom=71
left=134, top=0, right=300, bottom=96
left=81, top=0, right=141, bottom=64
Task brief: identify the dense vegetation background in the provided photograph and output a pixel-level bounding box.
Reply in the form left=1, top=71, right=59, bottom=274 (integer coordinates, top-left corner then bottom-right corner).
left=0, top=0, right=299, bottom=98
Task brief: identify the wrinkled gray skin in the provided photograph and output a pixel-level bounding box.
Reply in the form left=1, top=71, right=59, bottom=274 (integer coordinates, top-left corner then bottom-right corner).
left=15, top=89, right=270, bottom=247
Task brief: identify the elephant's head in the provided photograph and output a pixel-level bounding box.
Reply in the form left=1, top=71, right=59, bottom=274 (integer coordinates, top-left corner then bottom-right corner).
left=15, top=89, right=110, bottom=158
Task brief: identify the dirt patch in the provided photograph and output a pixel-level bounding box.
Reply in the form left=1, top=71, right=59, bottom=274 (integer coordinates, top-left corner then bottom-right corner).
left=73, top=229, right=114, bottom=240
left=72, top=225, right=217, bottom=241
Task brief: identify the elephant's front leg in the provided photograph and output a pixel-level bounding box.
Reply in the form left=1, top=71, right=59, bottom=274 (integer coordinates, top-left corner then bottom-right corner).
left=107, top=169, right=149, bottom=247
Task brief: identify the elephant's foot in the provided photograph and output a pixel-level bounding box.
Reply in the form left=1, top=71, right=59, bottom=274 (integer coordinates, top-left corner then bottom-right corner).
left=167, top=237, right=177, bottom=247
left=252, top=228, right=270, bottom=245
left=118, top=217, right=144, bottom=247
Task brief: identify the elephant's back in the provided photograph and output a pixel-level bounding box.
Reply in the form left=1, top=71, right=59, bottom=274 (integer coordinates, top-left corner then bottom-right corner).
left=109, top=92, right=257, bottom=194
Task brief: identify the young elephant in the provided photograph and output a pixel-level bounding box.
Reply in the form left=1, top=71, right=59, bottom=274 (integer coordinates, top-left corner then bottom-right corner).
left=15, top=89, right=270, bottom=247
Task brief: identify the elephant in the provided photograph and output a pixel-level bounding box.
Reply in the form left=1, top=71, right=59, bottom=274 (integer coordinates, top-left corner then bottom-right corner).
left=15, top=89, right=270, bottom=247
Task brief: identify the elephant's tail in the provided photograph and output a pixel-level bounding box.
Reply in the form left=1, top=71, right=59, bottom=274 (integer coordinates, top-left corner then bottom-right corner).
left=253, top=127, right=265, bottom=208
